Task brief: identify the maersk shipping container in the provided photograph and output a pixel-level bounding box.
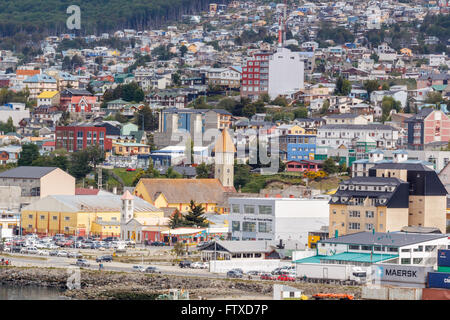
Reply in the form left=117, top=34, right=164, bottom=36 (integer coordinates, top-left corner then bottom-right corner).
left=437, top=266, right=450, bottom=273
left=427, top=272, right=450, bottom=289
left=438, top=249, right=450, bottom=267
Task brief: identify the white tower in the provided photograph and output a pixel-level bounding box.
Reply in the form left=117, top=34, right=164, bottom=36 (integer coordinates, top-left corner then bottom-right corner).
left=120, top=190, right=134, bottom=240
left=368, top=149, right=384, bottom=163
left=214, top=129, right=236, bottom=188
left=393, top=150, right=408, bottom=163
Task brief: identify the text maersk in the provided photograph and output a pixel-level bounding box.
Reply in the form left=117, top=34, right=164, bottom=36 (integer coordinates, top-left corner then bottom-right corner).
left=385, top=269, right=417, bottom=277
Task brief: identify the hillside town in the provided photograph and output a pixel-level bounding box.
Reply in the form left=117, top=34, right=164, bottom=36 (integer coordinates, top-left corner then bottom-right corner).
left=0, top=0, right=450, bottom=300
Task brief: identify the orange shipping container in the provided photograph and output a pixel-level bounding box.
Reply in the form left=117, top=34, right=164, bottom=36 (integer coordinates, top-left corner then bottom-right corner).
left=422, top=288, right=450, bottom=300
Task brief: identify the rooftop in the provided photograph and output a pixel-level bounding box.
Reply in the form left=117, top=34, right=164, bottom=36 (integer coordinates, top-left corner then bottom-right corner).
left=0, top=166, right=59, bottom=179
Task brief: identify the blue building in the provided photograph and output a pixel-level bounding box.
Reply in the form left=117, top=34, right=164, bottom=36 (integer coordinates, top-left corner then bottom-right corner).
left=279, top=134, right=317, bottom=161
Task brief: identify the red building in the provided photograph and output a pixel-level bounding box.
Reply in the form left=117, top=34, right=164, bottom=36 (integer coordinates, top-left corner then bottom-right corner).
left=286, top=160, right=323, bottom=172
left=67, top=96, right=97, bottom=113
left=55, top=124, right=112, bottom=152
left=406, top=108, right=450, bottom=150
left=240, top=51, right=271, bottom=99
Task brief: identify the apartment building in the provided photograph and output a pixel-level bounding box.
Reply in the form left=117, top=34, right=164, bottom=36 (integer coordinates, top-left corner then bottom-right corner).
left=55, top=123, right=113, bottom=152
left=406, top=108, right=450, bottom=150
left=240, top=51, right=271, bottom=100
left=329, top=162, right=448, bottom=237
left=316, top=123, right=399, bottom=151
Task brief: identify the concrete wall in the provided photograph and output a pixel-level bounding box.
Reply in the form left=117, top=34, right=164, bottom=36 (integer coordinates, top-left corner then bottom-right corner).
left=0, top=110, right=30, bottom=126
left=0, top=186, right=21, bottom=211
left=362, top=286, right=422, bottom=300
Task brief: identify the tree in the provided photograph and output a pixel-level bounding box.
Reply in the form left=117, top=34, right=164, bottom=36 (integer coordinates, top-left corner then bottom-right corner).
left=294, top=107, right=308, bottom=119
left=69, top=150, right=92, bottom=179
left=425, top=92, right=443, bottom=107
left=271, top=96, right=289, bottom=107
left=234, top=163, right=251, bottom=190
left=382, top=83, right=390, bottom=91
left=84, top=145, right=105, bottom=171
left=184, top=200, right=209, bottom=228
left=18, top=143, right=39, bottom=166
left=322, top=158, right=339, bottom=175
left=196, top=163, right=212, bottom=178
left=363, top=80, right=380, bottom=96
left=180, top=45, right=188, bottom=57
left=320, top=100, right=330, bottom=115
left=169, top=210, right=185, bottom=229
left=0, top=117, right=15, bottom=133
left=334, top=76, right=352, bottom=96
left=381, top=96, right=402, bottom=122
left=133, top=105, right=157, bottom=131
left=165, top=167, right=182, bottom=179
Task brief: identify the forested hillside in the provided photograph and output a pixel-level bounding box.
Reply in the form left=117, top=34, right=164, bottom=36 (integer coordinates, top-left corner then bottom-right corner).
left=0, top=0, right=217, bottom=36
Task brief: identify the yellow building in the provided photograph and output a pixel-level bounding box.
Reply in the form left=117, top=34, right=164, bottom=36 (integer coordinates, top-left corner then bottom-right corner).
left=134, top=178, right=231, bottom=214
left=21, top=194, right=163, bottom=238
left=112, top=142, right=150, bottom=156
left=329, top=163, right=447, bottom=237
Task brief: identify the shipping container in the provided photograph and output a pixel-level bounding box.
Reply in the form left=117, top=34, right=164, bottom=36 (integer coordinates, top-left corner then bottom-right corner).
left=422, top=288, right=450, bottom=300
left=437, top=266, right=450, bottom=273
left=427, top=272, right=450, bottom=289
left=438, top=250, right=450, bottom=267
left=296, top=263, right=351, bottom=281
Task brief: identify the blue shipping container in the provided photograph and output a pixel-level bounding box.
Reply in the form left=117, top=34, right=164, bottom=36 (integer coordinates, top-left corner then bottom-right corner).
left=438, top=249, right=450, bottom=267
left=428, top=272, right=450, bottom=289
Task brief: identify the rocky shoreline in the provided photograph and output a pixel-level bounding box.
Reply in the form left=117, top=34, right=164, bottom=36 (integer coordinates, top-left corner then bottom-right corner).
left=0, top=266, right=362, bottom=300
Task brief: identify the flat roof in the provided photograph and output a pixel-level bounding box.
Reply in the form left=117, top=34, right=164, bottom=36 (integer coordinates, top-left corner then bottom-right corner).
left=294, top=252, right=398, bottom=264
left=321, top=232, right=447, bottom=247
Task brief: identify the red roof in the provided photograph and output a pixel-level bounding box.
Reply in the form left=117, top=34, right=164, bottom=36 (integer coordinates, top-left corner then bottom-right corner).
left=75, top=188, right=100, bottom=195
left=43, top=141, right=55, bottom=147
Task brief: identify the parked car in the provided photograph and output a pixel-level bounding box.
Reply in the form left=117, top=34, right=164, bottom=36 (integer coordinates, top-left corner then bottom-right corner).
left=190, top=262, right=206, bottom=269
left=49, top=250, right=58, bottom=256
left=260, top=273, right=277, bottom=280
left=230, top=268, right=244, bottom=274
left=38, top=250, right=49, bottom=256
left=96, top=255, right=113, bottom=263
left=150, top=241, right=165, bottom=246
left=277, top=274, right=296, bottom=282
left=179, top=260, right=192, bottom=268
left=76, top=259, right=90, bottom=267
left=57, top=251, right=69, bottom=257
left=247, top=270, right=262, bottom=276
left=144, top=266, right=161, bottom=274
left=227, top=270, right=243, bottom=278
left=126, top=168, right=136, bottom=171
left=68, top=252, right=83, bottom=259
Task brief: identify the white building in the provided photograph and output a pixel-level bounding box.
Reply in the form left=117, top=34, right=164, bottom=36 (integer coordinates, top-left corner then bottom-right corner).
left=316, top=124, right=399, bottom=150
left=268, top=47, right=304, bottom=100
left=229, top=197, right=329, bottom=247
left=0, top=103, right=29, bottom=126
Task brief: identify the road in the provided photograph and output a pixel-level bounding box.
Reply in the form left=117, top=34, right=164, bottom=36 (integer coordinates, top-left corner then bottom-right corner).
left=3, top=252, right=229, bottom=280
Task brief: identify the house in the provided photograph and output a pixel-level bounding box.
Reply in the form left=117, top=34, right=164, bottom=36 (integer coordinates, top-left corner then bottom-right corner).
left=279, top=134, right=316, bottom=161
left=37, top=91, right=60, bottom=108
left=23, top=74, right=57, bottom=99
left=67, top=95, right=97, bottom=113
left=59, top=88, right=94, bottom=111
left=55, top=123, right=113, bottom=152
left=286, top=160, right=323, bottom=172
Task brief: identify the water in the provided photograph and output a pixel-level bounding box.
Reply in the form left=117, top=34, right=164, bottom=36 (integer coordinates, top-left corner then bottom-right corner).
left=0, top=284, right=69, bottom=300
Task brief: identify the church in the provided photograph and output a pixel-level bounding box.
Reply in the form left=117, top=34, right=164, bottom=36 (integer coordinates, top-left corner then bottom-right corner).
left=133, top=129, right=237, bottom=214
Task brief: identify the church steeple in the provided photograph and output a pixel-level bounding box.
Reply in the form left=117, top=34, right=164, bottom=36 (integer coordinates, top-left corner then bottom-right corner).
left=120, top=190, right=134, bottom=240
left=214, top=129, right=235, bottom=188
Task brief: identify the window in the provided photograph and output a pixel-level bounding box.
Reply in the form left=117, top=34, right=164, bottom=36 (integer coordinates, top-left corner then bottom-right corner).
left=401, top=248, right=411, bottom=252
left=244, top=205, right=255, bottom=214
left=242, top=222, right=256, bottom=232
left=387, top=247, right=398, bottom=252
left=366, top=211, right=374, bottom=218
left=349, top=222, right=360, bottom=230
left=349, top=210, right=360, bottom=217
left=413, top=246, right=423, bottom=252
left=361, top=245, right=371, bottom=251
left=231, top=204, right=240, bottom=213
left=232, top=221, right=240, bottom=232
left=64, top=216, right=70, bottom=221
left=258, top=222, right=271, bottom=233
left=28, top=214, right=33, bottom=219
left=53, top=216, right=57, bottom=221
left=349, top=245, right=360, bottom=250
left=40, top=215, right=45, bottom=220
left=401, top=258, right=411, bottom=265
left=64, top=227, right=70, bottom=232
left=366, top=223, right=374, bottom=231
left=413, top=258, right=423, bottom=264
left=258, top=205, right=272, bottom=215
